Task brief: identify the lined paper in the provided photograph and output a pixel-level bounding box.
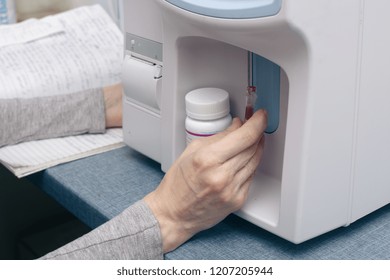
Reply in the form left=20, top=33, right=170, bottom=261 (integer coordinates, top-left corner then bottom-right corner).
left=0, top=5, right=123, bottom=99
left=0, top=18, right=64, bottom=48
left=0, top=5, right=125, bottom=177
left=0, top=129, right=125, bottom=178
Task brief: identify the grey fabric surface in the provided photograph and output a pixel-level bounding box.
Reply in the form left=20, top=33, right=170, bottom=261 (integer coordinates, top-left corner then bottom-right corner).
left=0, top=88, right=106, bottom=147
left=29, top=146, right=390, bottom=260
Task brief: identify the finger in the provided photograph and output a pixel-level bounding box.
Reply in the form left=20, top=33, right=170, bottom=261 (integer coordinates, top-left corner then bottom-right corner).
left=216, top=134, right=264, bottom=206
left=231, top=135, right=265, bottom=193
left=219, top=141, right=262, bottom=212
left=222, top=117, right=243, bottom=134
left=221, top=138, right=260, bottom=176
left=183, top=117, right=242, bottom=156
left=202, top=117, right=242, bottom=143
left=208, top=110, right=267, bottom=163
left=231, top=172, right=253, bottom=211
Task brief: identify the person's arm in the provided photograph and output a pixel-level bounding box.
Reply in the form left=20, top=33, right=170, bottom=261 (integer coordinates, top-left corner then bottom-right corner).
left=39, top=110, right=267, bottom=260
left=0, top=85, right=122, bottom=148
left=40, top=200, right=163, bottom=260
left=0, top=89, right=105, bottom=147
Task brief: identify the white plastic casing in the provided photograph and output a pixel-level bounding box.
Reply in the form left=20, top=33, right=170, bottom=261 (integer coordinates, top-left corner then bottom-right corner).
left=122, top=0, right=390, bottom=244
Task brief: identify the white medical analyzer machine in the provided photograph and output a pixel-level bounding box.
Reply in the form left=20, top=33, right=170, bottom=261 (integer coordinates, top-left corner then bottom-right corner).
left=121, top=0, right=390, bottom=243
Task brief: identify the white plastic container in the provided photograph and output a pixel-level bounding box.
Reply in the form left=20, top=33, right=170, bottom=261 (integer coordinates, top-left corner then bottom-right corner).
left=185, top=87, right=232, bottom=144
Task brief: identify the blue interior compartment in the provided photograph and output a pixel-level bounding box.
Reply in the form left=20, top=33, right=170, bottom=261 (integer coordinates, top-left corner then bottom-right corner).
left=252, top=54, right=281, bottom=134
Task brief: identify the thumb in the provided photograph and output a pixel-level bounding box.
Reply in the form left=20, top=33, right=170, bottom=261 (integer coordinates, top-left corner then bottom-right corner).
left=199, top=117, right=242, bottom=145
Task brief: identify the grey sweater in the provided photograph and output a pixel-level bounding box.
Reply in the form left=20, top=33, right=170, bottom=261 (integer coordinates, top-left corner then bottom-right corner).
left=41, top=200, right=163, bottom=260
left=0, top=89, right=163, bottom=259
left=0, top=89, right=105, bottom=147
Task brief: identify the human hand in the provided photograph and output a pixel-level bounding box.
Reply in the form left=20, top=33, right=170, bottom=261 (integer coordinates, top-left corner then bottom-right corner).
left=103, top=84, right=123, bottom=128
left=144, top=109, right=268, bottom=253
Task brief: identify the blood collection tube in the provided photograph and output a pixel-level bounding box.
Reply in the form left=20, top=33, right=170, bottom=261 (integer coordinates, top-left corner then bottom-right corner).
left=245, top=86, right=257, bottom=121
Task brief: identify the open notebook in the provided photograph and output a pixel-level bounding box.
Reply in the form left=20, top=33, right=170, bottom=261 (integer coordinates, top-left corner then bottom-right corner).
left=0, top=129, right=125, bottom=178
left=0, top=5, right=125, bottom=178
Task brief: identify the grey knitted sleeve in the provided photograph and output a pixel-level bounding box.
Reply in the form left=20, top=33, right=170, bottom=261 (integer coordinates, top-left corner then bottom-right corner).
left=0, top=88, right=106, bottom=147
left=39, top=200, right=164, bottom=260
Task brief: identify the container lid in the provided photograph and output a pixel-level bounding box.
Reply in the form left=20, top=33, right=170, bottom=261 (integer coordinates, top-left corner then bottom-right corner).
left=185, top=88, right=230, bottom=120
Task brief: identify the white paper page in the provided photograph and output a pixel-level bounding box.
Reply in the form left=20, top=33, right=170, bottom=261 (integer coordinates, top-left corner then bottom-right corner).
left=0, top=4, right=123, bottom=99
left=0, top=5, right=125, bottom=177
left=0, top=129, right=124, bottom=177
left=0, top=18, right=64, bottom=48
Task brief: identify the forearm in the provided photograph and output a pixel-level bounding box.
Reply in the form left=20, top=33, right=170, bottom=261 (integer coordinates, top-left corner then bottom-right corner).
left=40, top=200, right=163, bottom=260
left=0, top=88, right=106, bottom=147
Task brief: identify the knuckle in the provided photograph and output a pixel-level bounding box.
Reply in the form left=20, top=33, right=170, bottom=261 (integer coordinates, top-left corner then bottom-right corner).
left=216, top=191, right=244, bottom=210
left=191, top=152, right=207, bottom=170
left=218, top=191, right=232, bottom=205
left=232, top=195, right=246, bottom=210
left=203, top=170, right=230, bottom=192
left=191, top=150, right=217, bottom=171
